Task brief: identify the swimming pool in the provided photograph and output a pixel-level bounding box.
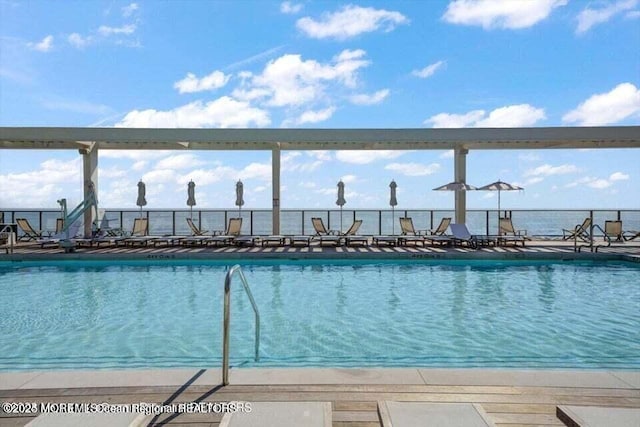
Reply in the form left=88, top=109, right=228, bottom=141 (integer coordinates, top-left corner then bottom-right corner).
left=1, top=259, right=638, bottom=371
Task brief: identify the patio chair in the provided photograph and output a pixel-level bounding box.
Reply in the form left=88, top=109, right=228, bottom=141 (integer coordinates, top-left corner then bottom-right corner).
left=624, top=229, right=640, bottom=241
left=311, top=217, right=339, bottom=236
left=397, top=217, right=426, bottom=246
left=604, top=220, right=623, bottom=242
left=562, top=217, right=591, bottom=242
left=201, top=217, right=243, bottom=246
left=319, top=219, right=363, bottom=246
left=449, top=224, right=495, bottom=249
left=186, top=217, right=207, bottom=235
left=16, top=218, right=43, bottom=241
left=498, top=217, right=526, bottom=246
left=428, top=217, right=451, bottom=235
left=36, top=221, right=82, bottom=248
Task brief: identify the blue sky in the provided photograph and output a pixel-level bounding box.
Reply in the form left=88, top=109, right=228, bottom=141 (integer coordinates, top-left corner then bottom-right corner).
left=1, top=0, right=639, bottom=210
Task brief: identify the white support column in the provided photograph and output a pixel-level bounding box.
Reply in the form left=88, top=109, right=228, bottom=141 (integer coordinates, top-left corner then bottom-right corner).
left=454, top=147, right=468, bottom=224
left=272, top=144, right=281, bottom=235
left=82, top=145, right=98, bottom=238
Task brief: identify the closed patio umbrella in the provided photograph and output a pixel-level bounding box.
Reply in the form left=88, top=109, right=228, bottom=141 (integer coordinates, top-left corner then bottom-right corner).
left=235, top=180, right=244, bottom=216
left=136, top=180, right=147, bottom=218
left=477, top=180, right=523, bottom=233
left=336, top=180, right=346, bottom=233
left=187, top=180, right=196, bottom=219
left=389, top=180, right=398, bottom=235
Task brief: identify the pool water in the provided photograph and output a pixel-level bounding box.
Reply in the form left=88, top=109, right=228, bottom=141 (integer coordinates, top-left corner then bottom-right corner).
left=1, top=259, right=638, bottom=371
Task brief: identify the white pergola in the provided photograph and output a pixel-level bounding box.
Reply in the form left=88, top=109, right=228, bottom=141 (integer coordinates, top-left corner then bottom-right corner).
left=1, top=126, right=639, bottom=236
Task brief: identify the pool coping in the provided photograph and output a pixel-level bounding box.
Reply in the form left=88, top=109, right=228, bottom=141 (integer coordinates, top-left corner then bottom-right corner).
left=1, top=251, right=639, bottom=263
left=1, top=368, right=639, bottom=390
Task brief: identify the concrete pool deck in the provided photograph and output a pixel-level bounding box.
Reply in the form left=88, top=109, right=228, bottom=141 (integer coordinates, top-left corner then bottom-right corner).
left=1, top=368, right=639, bottom=426
left=2, top=238, right=640, bottom=262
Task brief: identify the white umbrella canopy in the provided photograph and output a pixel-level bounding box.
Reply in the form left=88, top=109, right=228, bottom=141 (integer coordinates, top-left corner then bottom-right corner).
left=389, top=180, right=398, bottom=234
left=235, top=180, right=244, bottom=215
left=187, top=180, right=196, bottom=218
left=336, top=180, right=346, bottom=233
left=136, top=180, right=147, bottom=217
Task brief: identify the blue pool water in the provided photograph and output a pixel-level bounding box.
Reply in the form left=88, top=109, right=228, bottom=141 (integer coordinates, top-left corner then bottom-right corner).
left=1, top=259, right=638, bottom=371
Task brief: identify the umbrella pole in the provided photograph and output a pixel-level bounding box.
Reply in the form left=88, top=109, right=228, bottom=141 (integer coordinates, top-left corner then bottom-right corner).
left=497, top=190, right=501, bottom=235
left=340, top=206, right=343, bottom=234
left=392, top=206, right=395, bottom=235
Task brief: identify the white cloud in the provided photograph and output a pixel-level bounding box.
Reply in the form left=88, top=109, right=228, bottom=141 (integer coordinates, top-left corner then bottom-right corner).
left=576, top=0, right=638, bottom=34
left=349, top=89, right=389, bottom=105
left=0, top=158, right=82, bottom=207
left=524, top=164, right=579, bottom=177
left=116, top=96, right=270, bottom=128
left=475, top=104, right=546, bottom=127
left=233, top=50, right=370, bottom=108
left=174, top=71, right=231, bottom=94
left=122, top=3, right=139, bottom=17
left=28, top=35, right=53, bottom=52
left=296, top=5, right=408, bottom=40
left=518, top=153, right=542, bottom=162
left=280, top=1, right=302, bottom=14
left=384, top=162, right=441, bottom=176
left=155, top=154, right=207, bottom=170
left=609, top=172, right=630, bottom=181
left=295, top=106, right=337, bottom=125
left=335, top=150, right=408, bottom=164
left=565, top=176, right=615, bottom=189
left=426, top=104, right=545, bottom=128
left=411, top=60, right=445, bottom=78
left=443, top=0, right=567, bottom=29
left=340, top=174, right=358, bottom=184
left=68, top=33, right=92, bottom=49
left=98, top=24, right=137, bottom=36
left=439, top=150, right=454, bottom=159
left=562, top=83, right=640, bottom=125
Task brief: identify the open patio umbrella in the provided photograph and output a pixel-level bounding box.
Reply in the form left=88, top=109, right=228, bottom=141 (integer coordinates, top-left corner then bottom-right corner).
left=136, top=180, right=147, bottom=218
left=477, top=180, right=523, bottom=233
left=235, top=180, right=244, bottom=216
left=433, top=181, right=476, bottom=225
left=432, top=181, right=477, bottom=191
left=336, top=180, right=346, bottom=233
left=187, top=180, right=196, bottom=219
left=389, top=180, right=398, bottom=235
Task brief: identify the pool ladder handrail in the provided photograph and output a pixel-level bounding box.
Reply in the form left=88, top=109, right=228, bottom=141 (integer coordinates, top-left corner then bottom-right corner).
left=222, top=264, right=260, bottom=386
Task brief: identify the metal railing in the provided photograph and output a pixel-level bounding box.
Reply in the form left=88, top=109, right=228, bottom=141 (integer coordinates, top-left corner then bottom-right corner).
left=222, top=265, right=260, bottom=386
left=576, top=224, right=612, bottom=253
left=3, top=208, right=639, bottom=239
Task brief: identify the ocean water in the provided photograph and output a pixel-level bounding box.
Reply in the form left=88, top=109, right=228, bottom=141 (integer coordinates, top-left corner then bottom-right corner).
left=5, top=209, right=640, bottom=238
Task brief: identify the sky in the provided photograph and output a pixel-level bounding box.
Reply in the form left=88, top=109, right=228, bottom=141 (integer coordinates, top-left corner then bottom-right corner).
left=1, top=0, right=639, bottom=210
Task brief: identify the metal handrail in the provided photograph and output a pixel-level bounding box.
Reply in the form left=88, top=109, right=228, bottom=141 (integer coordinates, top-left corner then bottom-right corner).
left=222, top=264, right=260, bottom=386
left=577, top=224, right=612, bottom=253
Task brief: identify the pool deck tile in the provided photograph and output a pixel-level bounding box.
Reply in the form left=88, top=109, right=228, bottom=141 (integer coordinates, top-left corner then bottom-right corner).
left=611, top=371, right=640, bottom=388
left=418, top=368, right=638, bottom=389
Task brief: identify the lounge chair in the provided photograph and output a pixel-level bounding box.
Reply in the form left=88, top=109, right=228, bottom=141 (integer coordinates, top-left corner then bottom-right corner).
left=624, top=229, right=640, bottom=241
left=498, top=217, right=526, bottom=246
left=562, top=217, right=591, bottom=242
left=449, top=224, right=495, bottom=248
left=397, top=217, right=426, bottom=246
left=319, top=219, right=363, bottom=246
left=119, top=218, right=159, bottom=246
left=379, top=401, right=495, bottom=427
left=557, top=405, right=639, bottom=427
left=311, top=217, right=339, bottom=236
left=428, top=217, right=451, bottom=235
left=16, top=218, right=43, bottom=241
left=604, top=220, right=623, bottom=242
left=36, top=221, right=82, bottom=248
left=186, top=217, right=207, bottom=235
left=198, top=217, right=243, bottom=246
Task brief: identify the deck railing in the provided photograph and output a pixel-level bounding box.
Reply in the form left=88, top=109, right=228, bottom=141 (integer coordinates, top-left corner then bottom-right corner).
left=2, top=208, right=639, bottom=239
